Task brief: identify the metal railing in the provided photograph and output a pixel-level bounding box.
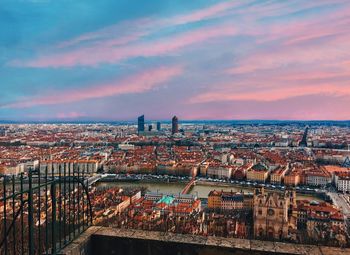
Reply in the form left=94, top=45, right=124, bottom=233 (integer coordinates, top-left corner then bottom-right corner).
left=0, top=166, right=93, bottom=255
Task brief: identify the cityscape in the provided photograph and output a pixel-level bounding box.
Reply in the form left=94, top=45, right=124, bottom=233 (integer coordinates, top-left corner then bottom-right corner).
left=1, top=0, right=350, bottom=254
left=1, top=119, right=350, bottom=254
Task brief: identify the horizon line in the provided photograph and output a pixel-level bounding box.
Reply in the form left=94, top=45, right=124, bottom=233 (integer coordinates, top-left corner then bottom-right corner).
left=1, top=118, right=350, bottom=124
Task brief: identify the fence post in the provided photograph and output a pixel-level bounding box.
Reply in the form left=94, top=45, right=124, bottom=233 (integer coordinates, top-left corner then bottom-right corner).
left=51, top=182, right=57, bottom=254
left=28, top=169, right=34, bottom=255
left=3, top=177, right=7, bottom=255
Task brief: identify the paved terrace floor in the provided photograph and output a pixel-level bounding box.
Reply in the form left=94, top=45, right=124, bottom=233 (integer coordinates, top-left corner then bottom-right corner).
left=62, top=227, right=350, bottom=255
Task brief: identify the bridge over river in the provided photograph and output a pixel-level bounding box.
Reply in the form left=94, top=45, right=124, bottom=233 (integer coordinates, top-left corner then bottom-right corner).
left=181, top=177, right=196, bottom=194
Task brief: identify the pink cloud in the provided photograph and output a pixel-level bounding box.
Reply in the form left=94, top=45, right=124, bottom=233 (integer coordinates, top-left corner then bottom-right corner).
left=190, top=64, right=350, bottom=104
left=183, top=94, right=350, bottom=121
left=8, top=0, right=350, bottom=70
left=56, top=18, right=154, bottom=49
left=8, top=0, right=248, bottom=68
left=253, top=3, right=350, bottom=46
left=56, top=1, right=242, bottom=50
left=234, top=0, right=349, bottom=18
left=3, top=65, right=183, bottom=108
left=221, top=6, right=350, bottom=76
left=281, top=16, right=350, bottom=46
left=56, top=111, right=85, bottom=119
left=191, top=3, right=350, bottom=79
left=281, top=70, right=350, bottom=81
left=190, top=80, right=350, bottom=104
left=14, top=23, right=236, bottom=67
left=227, top=36, right=350, bottom=75
left=169, top=1, right=245, bottom=25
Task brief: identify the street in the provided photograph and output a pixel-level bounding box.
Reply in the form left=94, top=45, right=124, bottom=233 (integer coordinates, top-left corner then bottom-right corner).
left=327, top=192, right=350, bottom=217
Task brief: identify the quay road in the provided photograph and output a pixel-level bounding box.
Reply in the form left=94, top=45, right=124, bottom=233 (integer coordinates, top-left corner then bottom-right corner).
left=326, top=190, right=350, bottom=237
left=14, top=173, right=325, bottom=198
left=327, top=191, right=350, bottom=217
left=98, top=173, right=324, bottom=196
left=86, top=174, right=102, bottom=186
left=10, top=174, right=103, bottom=187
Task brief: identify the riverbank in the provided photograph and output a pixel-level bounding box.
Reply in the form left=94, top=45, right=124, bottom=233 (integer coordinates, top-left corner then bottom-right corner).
left=96, top=177, right=326, bottom=201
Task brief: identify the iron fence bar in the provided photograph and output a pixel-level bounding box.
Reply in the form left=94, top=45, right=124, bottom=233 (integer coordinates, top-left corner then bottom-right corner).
left=82, top=167, right=86, bottom=229
left=3, top=177, right=7, bottom=255
left=20, top=173, right=24, bottom=254
left=38, top=168, right=41, bottom=254
left=85, top=168, right=88, bottom=230
left=2, top=179, right=56, bottom=201
left=70, top=176, right=93, bottom=226
left=63, top=164, right=67, bottom=245
left=51, top=166, right=57, bottom=254
left=58, top=164, right=62, bottom=250
left=51, top=181, right=57, bottom=254
left=68, top=165, right=72, bottom=241
left=0, top=197, right=27, bottom=250
left=77, top=166, right=81, bottom=234
left=12, top=175, right=15, bottom=255
left=1, top=169, right=93, bottom=255
left=87, top=172, right=90, bottom=228
left=72, top=164, right=76, bottom=240
left=28, top=170, right=34, bottom=255
left=45, top=166, right=49, bottom=255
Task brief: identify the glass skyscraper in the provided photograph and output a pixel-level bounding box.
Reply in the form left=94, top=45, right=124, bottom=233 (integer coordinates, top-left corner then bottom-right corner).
left=138, top=115, right=145, bottom=134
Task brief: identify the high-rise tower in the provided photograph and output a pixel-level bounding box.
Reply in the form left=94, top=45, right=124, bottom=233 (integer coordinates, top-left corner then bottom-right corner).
left=172, top=116, right=179, bottom=135
left=138, top=115, right=145, bottom=134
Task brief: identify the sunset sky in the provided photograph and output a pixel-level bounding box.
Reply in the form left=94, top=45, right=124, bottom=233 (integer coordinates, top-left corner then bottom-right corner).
left=1, top=0, right=350, bottom=121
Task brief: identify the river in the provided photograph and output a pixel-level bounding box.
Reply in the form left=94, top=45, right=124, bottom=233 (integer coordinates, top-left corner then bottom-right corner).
left=96, top=180, right=324, bottom=202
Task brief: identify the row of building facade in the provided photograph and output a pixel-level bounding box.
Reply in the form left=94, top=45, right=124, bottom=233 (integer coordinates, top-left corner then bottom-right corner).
left=207, top=188, right=346, bottom=244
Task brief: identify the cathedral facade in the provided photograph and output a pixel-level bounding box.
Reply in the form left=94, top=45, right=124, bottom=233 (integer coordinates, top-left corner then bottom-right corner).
left=253, top=188, right=297, bottom=240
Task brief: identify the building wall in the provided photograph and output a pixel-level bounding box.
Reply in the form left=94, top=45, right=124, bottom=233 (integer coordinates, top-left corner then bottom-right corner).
left=221, top=199, right=243, bottom=210
left=284, top=174, right=300, bottom=186
left=207, top=167, right=232, bottom=179
left=270, top=173, right=283, bottom=184
left=253, top=189, right=296, bottom=240
left=335, top=176, right=350, bottom=192
left=39, top=160, right=99, bottom=175
left=306, top=175, right=331, bottom=187
left=247, top=170, right=268, bottom=182
left=208, top=194, right=221, bottom=209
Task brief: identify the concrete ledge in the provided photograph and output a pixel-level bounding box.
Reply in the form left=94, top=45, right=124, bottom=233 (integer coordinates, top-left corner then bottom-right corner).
left=62, top=227, right=350, bottom=255
left=60, top=226, right=102, bottom=255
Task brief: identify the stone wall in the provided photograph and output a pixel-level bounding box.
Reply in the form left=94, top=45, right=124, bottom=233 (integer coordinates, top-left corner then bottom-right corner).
left=61, top=227, right=350, bottom=255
